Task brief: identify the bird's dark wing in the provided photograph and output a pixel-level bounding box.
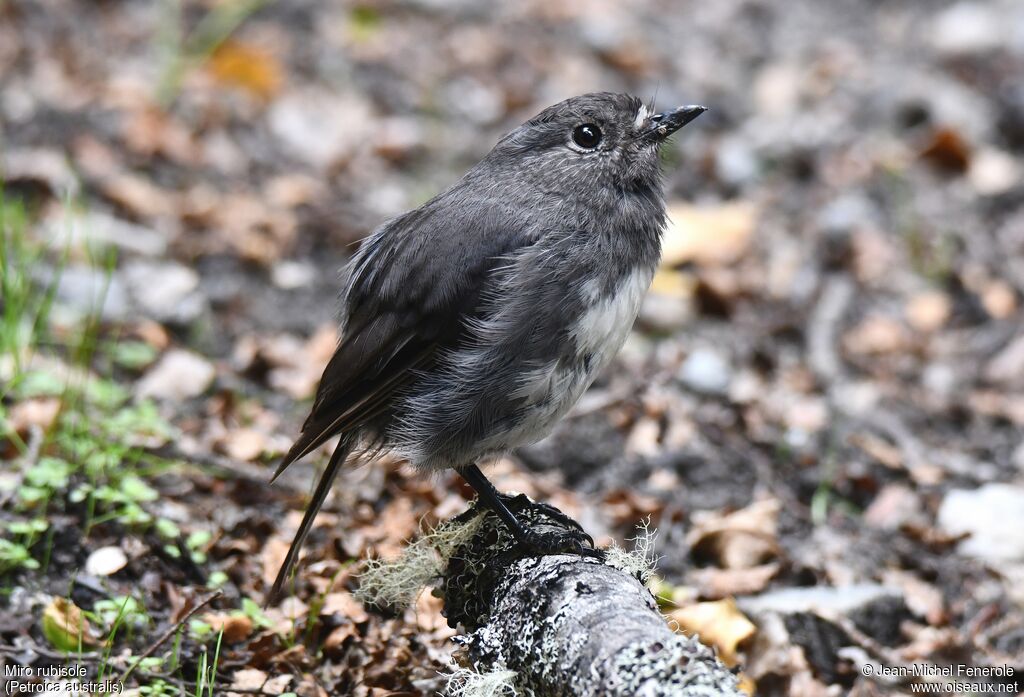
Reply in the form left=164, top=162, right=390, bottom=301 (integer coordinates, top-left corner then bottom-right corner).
left=272, top=198, right=531, bottom=481
left=266, top=193, right=536, bottom=601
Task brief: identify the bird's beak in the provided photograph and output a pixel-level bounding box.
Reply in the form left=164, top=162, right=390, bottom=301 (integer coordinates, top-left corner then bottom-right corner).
left=646, top=104, right=707, bottom=141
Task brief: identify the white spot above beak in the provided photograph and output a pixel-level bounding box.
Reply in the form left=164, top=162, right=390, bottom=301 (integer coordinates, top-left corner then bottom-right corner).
left=634, top=103, right=651, bottom=129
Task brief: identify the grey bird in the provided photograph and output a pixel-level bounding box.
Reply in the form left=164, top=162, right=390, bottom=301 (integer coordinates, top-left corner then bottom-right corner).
left=269, top=92, right=705, bottom=600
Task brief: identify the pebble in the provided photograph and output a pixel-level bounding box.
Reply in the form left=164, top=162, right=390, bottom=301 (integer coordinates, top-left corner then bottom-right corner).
left=738, top=583, right=901, bottom=617
left=714, top=136, right=759, bottom=188
left=50, top=266, right=130, bottom=321
left=678, top=347, right=731, bottom=396
left=122, top=260, right=207, bottom=325
left=137, top=349, right=215, bottom=401
left=968, top=149, right=1022, bottom=196
left=84, top=546, right=128, bottom=576
left=922, top=362, right=958, bottom=398
left=444, top=77, right=505, bottom=125
left=271, top=260, right=317, bottom=290
left=817, top=194, right=879, bottom=236
left=638, top=293, right=692, bottom=333
left=44, top=210, right=167, bottom=257
left=938, top=484, right=1024, bottom=564
left=984, top=334, right=1024, bottom=387
left=268, top=90, right=372, bottom=169
left=930, top=3, right=1004, bottom=56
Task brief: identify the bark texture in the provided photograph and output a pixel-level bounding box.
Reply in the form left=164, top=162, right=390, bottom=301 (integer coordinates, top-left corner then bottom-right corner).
left=441, top=505, right=744, bottom=697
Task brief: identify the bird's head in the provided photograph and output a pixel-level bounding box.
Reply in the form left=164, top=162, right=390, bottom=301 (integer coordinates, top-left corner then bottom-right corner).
left=489, top=92, right=705, bottom=197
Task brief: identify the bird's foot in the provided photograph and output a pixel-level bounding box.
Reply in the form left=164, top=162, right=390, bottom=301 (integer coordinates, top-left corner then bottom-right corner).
left=497, top=493, right=603, bottom=559
left=518, top=526, right=604, bottom=559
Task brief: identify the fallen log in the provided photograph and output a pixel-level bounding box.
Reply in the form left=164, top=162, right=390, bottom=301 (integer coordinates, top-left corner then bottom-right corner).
left=362, top=501, right=744, bottom=696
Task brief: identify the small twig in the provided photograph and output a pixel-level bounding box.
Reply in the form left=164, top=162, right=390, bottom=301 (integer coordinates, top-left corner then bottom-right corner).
left=151, top=443, right=300, bottom=493
left=119, top=589, right=222, bottom=683
left=808, top=274, right=854, bottom=383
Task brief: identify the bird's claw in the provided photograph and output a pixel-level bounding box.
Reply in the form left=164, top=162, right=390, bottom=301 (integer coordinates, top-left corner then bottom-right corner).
left=492, top=494, right=601, bottom=559
left=518, top=526, right=603, bottom=560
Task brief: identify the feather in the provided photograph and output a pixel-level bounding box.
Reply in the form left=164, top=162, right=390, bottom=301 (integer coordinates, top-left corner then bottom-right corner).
left=268, top=436, right=354, bottom=603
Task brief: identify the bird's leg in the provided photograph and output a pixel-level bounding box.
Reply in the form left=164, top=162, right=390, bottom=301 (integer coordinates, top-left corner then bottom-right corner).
left=460, top=464, right=600, bottom=558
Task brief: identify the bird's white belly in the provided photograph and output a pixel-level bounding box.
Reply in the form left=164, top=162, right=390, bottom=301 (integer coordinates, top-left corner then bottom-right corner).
left=488, top=266, right=654, bottom=450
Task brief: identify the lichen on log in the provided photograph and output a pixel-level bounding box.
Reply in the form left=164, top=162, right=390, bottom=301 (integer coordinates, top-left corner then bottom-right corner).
left=439, top=504, right=744, bottom=697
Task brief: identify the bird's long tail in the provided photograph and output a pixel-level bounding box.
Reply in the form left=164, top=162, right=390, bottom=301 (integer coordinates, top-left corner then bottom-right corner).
left=268, top=436, right=354, bottom=604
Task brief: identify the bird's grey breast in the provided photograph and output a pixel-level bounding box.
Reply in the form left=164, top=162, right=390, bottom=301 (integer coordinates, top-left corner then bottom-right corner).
left=495, top=262, right=654, bottom=449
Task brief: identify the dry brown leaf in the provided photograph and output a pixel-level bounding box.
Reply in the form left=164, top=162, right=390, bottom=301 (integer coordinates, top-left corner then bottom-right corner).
left=881, top=569, right=945, bottom=626
left=293, top=675, right=328, bottom=697
left=364, top=496, right=420, bottom=559
left=204, top=613, right=254, bottom=643
left=848, top=432, right=903, bottom=470
left=321, top=592, right=369, bottom=623
left=980, top=280, right=1017, bottom=319
left=413, top=590, right=455, bottom=637
left=133, top=320, right=170, bottom=351
left=322, top=622, right=358, bottom=654
left=220, top=427, right=268, bottom=461
left=268, top=643, right=311, bottom=670
left=863, top=484, right=920, bottom=530
left=263, top=675, right=293, bottom=694
left=669, top=598, right=756, bottom=666
left=100, top=172, right=177, bottom=218
left=905, top=290, right=951, bottom=332
left=261, top=537, right=291, bottom=588
left=690, top=563, right=781, bottom=599
left=229, top=668, right=268, bottom=692
left=662, top=202, right=757, bottom=267
left=265, top=174, right=326, bottom=209
left=743, top=613, right=808, bottom=685
left=9, top=398, right=61, bottom=432
left=843, top=315, right=909, bottom=356
left=687, top=498, right=781, bottom=570
left=232, top=197, right=298, bottom=263
left=42, top=598, right=99, bottom=651
left=601, top=488, right=663, bottom=526
left=984, top=335, right=1024, bottom=386
left=122, top=106, right=201, bottom=163
left=207, top=40, right=283, bottom=100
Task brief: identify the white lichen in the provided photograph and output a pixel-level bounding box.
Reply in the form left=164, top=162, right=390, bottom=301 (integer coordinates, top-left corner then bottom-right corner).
left=444, top=665, right=526, bottom=697
left=356, top=514, right=484, bottom=608
left=604, top=517, right=659, bottom=583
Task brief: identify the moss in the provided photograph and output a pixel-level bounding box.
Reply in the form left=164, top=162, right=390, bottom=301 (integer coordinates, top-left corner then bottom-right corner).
left=603, top=517, right=658, bottom=583
left=444, top=665, right=525, bottom=697
left=355, top=513, right=485, bottom=608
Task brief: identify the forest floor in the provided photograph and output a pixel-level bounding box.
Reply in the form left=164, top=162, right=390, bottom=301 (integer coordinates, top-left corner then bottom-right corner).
left=2, top=1, right=1024, bottom=695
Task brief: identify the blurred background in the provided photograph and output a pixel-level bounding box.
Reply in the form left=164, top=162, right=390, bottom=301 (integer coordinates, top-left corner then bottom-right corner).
left=2, top=1, right=1023, bottom=695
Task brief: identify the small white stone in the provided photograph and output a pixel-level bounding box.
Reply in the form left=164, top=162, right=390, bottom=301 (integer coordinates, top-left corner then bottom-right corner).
left=137, top=349, right=215, bottom=401
left=268, top=90, right=373, bottom=170
left=739, top=584, right=901, bottom=616
left=938, top=484, right=1024, bottom=564
left=969, top=149, right=1022, bottom=196
left=271, top=260, right=317, bottom=290
left=678, top=348, right=731, bottom=396
left=931, top=2, right=1004, bottom=55
left=122, top=260, right=206, bottom=325
left=85, top=546, right=127, bottom=576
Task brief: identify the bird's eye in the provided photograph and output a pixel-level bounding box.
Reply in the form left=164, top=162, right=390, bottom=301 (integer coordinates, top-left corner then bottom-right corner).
left=572, top=124, right=602, bottom=149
